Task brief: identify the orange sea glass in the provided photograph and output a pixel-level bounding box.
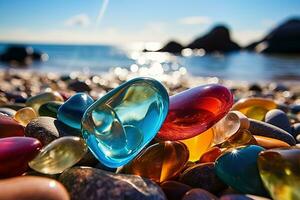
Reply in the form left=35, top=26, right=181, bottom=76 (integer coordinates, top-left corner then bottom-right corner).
left=254, top=135, right=290, bottom=149
left=180, top=128, right=214, bottom=162
left=158, top=84, right=233, bottom=140
left=231, top=98, right=277, bottom=121
left=119, top=141, right=189, bottom=183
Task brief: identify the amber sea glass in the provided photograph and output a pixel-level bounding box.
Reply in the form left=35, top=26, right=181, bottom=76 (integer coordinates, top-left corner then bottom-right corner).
left=120, top=141, right=189, bottom=183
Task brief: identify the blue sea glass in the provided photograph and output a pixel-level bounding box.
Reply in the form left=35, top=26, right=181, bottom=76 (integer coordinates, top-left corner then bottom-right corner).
left=81, top=77, right=169, bottom=168
left=58, top=93, right=94, bottom=129
left=215, top=145, right=268, bottom=196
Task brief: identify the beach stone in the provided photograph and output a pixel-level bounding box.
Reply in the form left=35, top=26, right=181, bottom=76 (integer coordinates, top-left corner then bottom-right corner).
left=0, top=137, right=42, bottom=178
left=39, top=101, right=63, bottom=118
left=158, top=84, right=233, bottom=140
left=180, top=128, right=214, bottom=161
left=25, top=117, right=60, bottom=145
left=0, top=114, right=24, bottom=138
left=292, top=123, right=300, bottom=138
left=179, top=163, right=227, bottom=193
left=258, top=147, right=300, bottom=200
left=0, top=176, right=69, bottom=200
left=272, top=83, right=288, bottom=92
left=0, top=107, right=16, bottom=116
left=265, top=109, right=291, bottom=133
left=29, top=136, right=87, bottom=174
left=277, top=103, right=289, bottom=113
left=26, top=91, right=64, bottom=112
left=68, top=80, right=91, bottom=92
left=59, top=166, right=166, bottom=200
left=199, top=147, right=222, bottom=163
left=25, top=116, right=80, bottom=145
left=290, top=104, right=300, bottom=114
left=254, top=135, right=290, bottom=149
left=220, top=194, right=253, bottom=200
left=14, top=107, right=37, bottom=126
left=215, top=145, right=267, bottom=196
left=57, top=93, right=93, bottom=129
left=249, top=84, right=262, bottom=92
left=82, top=77, right=169, bottom=168
left=120, top=141, right=189, bottom=183
left=160, top=181, right=192, bottom=200
left=182, top=188, right=218, bottom=200
left=248, top=118, right=296, bottom=145
left=232, top=98, right=277, bottom=121
left=1, top=103, right=25, bottom=111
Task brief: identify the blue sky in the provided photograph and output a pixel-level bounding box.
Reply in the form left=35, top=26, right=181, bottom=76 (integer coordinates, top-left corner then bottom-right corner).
left=0, top=0, right=299, bottom=46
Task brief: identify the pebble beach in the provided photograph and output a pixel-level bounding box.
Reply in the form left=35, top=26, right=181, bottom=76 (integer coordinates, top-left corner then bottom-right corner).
left=0, top=66, right=299, bottom=200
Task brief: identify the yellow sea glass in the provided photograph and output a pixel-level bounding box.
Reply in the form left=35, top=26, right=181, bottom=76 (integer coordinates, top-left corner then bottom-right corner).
left=218, top=129, right=257, bottom=148
left=29, top=136, right=87, bottom=174
left=180, top=128, right=214, bottom=161
left=14, top=107, right=37, bottom=126
left=232, top=98, right=277, bottom=121
left=258, top=147, right=300, bottom=200
left=213, top=111, right=249, bottom=145
left=26, top=92, right=64, bottom=113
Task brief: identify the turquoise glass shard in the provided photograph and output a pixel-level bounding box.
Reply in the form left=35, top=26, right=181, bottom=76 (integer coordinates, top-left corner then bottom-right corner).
left=81, top=77, right=169, bottom=168
left=57, top=93, right=94, bottom=129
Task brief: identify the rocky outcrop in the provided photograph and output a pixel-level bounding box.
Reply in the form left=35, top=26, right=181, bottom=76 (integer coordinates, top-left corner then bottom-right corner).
left=246, top=18, right=300, bottom=53
left=186, top=25, right=240, bottom=53
left=152, top=41, right=184, bottom=54
left=0, top=45, right=47, bottom=66
left=155, top=25, right=240, bottom=54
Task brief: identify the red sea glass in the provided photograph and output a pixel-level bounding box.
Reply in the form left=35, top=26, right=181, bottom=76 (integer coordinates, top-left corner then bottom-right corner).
left=0, top=137, right=42, bottom=178
left=158, top=84, right=233, bottom=140
left=0, top=114, right=24, bottom=138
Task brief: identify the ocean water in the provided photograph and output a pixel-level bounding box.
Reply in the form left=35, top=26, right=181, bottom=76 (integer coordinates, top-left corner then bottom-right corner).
left=0, top=43, right=300, bottom=82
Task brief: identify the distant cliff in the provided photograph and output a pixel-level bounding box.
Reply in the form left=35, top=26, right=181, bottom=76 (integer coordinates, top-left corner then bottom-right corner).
left=246, top=18, right=300, bottom=53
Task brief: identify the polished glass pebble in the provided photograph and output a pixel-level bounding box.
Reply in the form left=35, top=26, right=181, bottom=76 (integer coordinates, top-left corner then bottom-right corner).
left=119, top=141, right=189, bottom=183
left=26, top=92, right=64, bottom=112
left=215, top=145, right=267, bottom=196
left=213, top=111, right=249, bottom=145
left=14, top=107, right=37, bottom=126
left=0, top=137, right=42, bottom=178
left=232, top=98, right=277, bottom=121
left=58, top=93, right=94, bottom=129
left=254, top=135, right=290, bottom=149
left=0, top=114, right=24, bottom=138
left=29, top=136, right=87, bottom=174
left=199, top=147, right=222, bottom=163
left=39, top=101, right=63, bottom=118
left=180, top=128, right=214, bottom=161
left=82, top=78, right=169, bottom=168
left=217, top=129, right=257, bottom=149
left=158, top=84, right=233, bottom=141
left=258, top=147, right=300, bottom=200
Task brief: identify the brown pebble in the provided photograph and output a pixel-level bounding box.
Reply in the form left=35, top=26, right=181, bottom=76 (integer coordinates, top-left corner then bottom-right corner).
left=160, top=181, right=192, bottom=200
left=0, top=176, right=69, bottom=200
left=182, top=188, right=219, bottom=200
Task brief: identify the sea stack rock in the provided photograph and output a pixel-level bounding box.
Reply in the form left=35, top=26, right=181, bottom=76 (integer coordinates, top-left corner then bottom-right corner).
left=246, top=18, right=300, bottom=53
left=186, top=25, right=241, bottom=53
